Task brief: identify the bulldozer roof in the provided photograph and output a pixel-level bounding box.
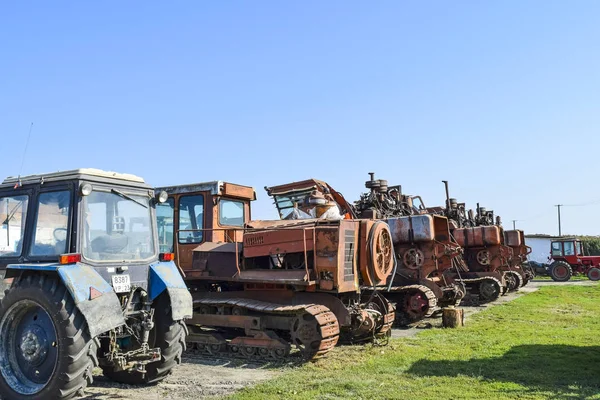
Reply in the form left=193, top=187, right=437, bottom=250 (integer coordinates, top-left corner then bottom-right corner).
left=265, top=179, right=331, bottom=196
left=2, top=168, right=147, bottom=187
left=155, top=181, right=256, bottom=200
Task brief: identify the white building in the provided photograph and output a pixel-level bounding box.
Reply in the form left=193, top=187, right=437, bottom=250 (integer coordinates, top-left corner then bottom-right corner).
left=525, top=234, right=563, bottom=264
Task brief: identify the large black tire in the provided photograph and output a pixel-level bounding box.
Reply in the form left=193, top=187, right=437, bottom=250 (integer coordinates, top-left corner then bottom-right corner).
left=550, top=261, right=573, bottom=282
left=102, top=293, right=188, bottom=384
left=0, top=274, right=98, bottom=400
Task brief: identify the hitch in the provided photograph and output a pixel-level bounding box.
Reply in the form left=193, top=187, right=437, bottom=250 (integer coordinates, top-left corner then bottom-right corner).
left=101, top=306, right=161, bottom=374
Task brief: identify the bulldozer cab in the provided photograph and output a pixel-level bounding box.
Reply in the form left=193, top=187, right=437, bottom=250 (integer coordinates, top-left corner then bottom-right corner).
left=551, top=239, right=584, bottom=259
left=154, top=181, right=255, bottom=277
left=266, top=179, right=355, bottom=220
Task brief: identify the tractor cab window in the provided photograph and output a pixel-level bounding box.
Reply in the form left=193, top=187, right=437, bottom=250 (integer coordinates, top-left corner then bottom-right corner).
left=82, top=190, right=155, bottom=261
left=156, top=198, right=175, bottom=253
left=563, top=241, right=575, bottom=256
left=178, top=195, right=203, bottom=244
left=30, top=191, right=71, bottom=257
left=0, top=195, right=29, bottom=257
left=576, top=241, right=583, bottom=256
left=219, top=199, right=244, bottom=226
left=551, top=242, right=562, bottom=256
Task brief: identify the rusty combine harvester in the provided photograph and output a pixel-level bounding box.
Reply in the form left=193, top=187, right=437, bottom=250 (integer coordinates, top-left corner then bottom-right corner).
left=504, top=229, right=535, bottom=286
left=265, top=176, right=463, bottom=325
left=351, top=173, right=467, bottom=323
left=155, top=181, right=395, bottom=360
left=436, top=181, right=533, bottom=301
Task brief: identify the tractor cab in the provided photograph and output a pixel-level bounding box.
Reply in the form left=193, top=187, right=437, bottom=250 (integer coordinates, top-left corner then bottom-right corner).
left=154, top=181, right=255, bottom=279
left=551, top=239, right=584, bottom=260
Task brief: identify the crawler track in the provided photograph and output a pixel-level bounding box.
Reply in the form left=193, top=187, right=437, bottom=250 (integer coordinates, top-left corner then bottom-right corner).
left=456, top=276, right=504, bottom=303
left=186, top=298, right=340, bottom=361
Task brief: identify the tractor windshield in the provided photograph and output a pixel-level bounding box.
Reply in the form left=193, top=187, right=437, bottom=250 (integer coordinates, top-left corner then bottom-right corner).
left=576, top=241, right=584, bottom=255
left=82, top=190, right=155, bottom=262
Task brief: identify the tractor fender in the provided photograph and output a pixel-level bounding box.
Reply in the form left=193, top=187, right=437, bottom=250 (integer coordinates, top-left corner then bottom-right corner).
left=148, top=261, right=193, bottom=321
left=6, top=263, right=125, bottom=338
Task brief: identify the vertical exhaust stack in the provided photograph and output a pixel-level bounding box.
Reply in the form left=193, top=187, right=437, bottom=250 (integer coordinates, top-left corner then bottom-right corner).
left=442, top=180, right=451, bottom=210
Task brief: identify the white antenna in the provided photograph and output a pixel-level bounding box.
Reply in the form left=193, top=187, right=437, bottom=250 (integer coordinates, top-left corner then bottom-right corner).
left=15, top=122, right=33, bottom=187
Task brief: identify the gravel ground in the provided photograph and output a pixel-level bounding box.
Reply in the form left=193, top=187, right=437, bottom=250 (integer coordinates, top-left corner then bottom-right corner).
left=2, top=279, right=596, bottom=399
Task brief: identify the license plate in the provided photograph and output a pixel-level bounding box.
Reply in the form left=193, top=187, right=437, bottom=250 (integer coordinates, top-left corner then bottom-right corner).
left=111, top=274, right=131, bottom=293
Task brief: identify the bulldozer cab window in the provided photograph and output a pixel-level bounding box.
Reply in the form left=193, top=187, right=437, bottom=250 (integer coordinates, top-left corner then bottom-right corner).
left=551, top=242, right=563, bottom=256
left=411, top=196, right=425, bottom=212
left=178, top=195, right=203, bottom=244
left=157, top=198, right=175, bottom=253
left=0, top=195, right=29, bottom=257
left=563, top=241, right=575, bottom=256
left=30, top=191, right=71, bottom=257
left=219, top=199, right=244, bottom=226
left=273, top=189, right=314, bottom=219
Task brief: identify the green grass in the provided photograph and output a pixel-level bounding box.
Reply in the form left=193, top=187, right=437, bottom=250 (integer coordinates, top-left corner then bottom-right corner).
left=231, top=285, right=600, bottom=400
left=534, top=274, right=590, bottom=281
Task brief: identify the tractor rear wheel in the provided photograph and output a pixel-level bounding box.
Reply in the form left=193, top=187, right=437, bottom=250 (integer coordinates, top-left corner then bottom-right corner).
left=102, top=293, right=187, bottom=384
left=550, top=261, right=572, bottom=282
left=586, top=267, right=600, bottom=281
left=0, top=274, right=98, bottom=400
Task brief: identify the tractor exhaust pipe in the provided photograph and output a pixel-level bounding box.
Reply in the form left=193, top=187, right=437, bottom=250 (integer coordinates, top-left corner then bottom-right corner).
left=442, top=180, right=451, bottom=210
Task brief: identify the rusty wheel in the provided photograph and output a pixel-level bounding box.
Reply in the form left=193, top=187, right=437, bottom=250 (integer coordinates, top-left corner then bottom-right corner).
left=232, top=306, right=246, bottom=316
left=291, top=313, right=323, bottom=359
left=241, top=346, right=256, bottom=357
left=402, top=292, right=429, bottom=321
left=198, top=305, right=212, bottom=314
left=504, top=272, right=519, bottom=292
left=368, top=222, right=395, bottom=284
left=270, top=348, right=287, bottom=359
left=476, top=250, right=490, bottom=266
left=403, top=248, right=425, bottom=270
left=479, top=279, right=501, bottom=302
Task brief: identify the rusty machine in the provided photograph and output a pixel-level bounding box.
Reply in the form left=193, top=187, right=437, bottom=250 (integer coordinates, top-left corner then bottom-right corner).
left=155, top=181, right=395, bottom=360
left=350, top=174, right=467, bottom=323
left=444, top=185, right=534, bottom=290
left=265, top=176, right=464, bottom=325
left=438, top=181, right=534, bottom=299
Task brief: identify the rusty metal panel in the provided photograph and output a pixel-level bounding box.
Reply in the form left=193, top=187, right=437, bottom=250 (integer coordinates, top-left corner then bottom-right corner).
left=504, top=230, right=522, bottom=247
left=223, top=182, right=256, bottom=200
left=386, top=215, right=435, bottom=244
left=238, top=270, right=309, bottom=283
left=453, top=226, right=502, bottom=247
left=191, top=242, right=240, bottom=278
left=243, top=229, right=314, bottom=258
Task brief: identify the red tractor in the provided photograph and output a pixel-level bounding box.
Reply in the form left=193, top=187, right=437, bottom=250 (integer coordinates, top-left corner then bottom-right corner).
left=549, top=238, right=600, bottom=281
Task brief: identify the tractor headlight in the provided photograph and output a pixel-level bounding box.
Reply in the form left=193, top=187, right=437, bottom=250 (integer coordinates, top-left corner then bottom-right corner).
left=80, top=183, right=93, bottom=196
left=156, top=190, right=168, bottom=204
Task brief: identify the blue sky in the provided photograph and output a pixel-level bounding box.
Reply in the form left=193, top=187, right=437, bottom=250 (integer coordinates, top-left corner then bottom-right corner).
left=1, top=1, right=599, bottom=235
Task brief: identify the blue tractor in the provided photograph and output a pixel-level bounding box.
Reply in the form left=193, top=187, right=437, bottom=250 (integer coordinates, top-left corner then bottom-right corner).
left=0, top=169, right=192, bottom=399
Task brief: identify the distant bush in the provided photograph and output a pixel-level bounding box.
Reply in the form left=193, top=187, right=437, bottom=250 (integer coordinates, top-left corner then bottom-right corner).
left=577, top=236, right=600, bottom=256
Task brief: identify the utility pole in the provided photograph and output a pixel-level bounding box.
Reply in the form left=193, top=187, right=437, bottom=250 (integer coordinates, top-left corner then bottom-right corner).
left=555, top=204, right=563, bottom=236
left=512, top=220, right=517, bottom=230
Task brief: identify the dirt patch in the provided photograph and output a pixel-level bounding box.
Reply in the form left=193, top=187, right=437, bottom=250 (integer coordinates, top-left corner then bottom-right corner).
left=83, top=354, right=282, bottom=400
